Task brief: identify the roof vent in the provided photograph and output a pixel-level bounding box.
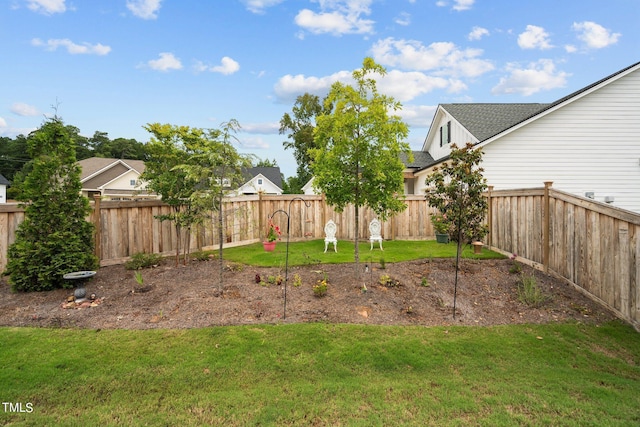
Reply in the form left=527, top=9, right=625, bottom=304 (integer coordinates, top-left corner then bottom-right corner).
left=604, top=196, right=615, bottom=204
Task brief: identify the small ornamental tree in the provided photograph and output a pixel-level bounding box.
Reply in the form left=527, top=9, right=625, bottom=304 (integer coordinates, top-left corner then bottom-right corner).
left=175, top=120, right=252, bottom=292
left=425, top=142, right=489, bottom=244
left=141, top=123, right=202, bottom=266
left=6, top=117, right=97, bottom=292
left=425, top=142, right=488, bottom=318
left=310, top=57, right=411, bottom=279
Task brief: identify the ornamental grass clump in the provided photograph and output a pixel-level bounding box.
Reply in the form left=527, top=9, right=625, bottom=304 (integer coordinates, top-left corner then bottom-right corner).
left=517, top=273, right=548, bottom=307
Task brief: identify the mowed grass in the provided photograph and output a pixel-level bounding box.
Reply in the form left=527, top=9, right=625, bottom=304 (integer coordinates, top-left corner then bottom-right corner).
left=221, top=239, right=504, bottom=267
left=2, top=241, right=638, bottom=425
left=1, top=322, right=639, bottom=426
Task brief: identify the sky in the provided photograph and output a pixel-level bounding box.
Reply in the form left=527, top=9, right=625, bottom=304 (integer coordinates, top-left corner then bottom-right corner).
left=2, top=0, right=639, bottom=178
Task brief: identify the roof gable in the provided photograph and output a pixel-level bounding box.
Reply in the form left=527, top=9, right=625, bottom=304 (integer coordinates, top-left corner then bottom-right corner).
left=243, top=167, right=282, bottom=189
left=78, top=157, right=145, bottom=182
left=441, top=103, right=550, bottom=142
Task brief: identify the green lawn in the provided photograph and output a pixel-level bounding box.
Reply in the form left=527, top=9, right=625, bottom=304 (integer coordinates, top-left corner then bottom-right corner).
left=220, top=239, right=504, bottom=267
left=2, top=241, right=638, bottom=425
left=1, top=322, right=639, bottom=426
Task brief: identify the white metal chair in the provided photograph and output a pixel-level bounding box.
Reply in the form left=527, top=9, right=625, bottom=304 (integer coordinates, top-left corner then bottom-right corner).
left=324, top=220, right=337, bottom=253
left=369, top=218, right=383, bottom=250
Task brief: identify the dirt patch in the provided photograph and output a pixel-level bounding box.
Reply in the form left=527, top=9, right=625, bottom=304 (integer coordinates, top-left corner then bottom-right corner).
left=0, top=258, right=616, bottom=329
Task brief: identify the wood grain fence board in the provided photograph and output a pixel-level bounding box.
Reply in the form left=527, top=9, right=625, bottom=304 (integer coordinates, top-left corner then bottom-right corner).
left=630, top=225, right=640, bottom=322
left=568, top=204, right=579, bottom=284
left=0, top=212, right=8, bottom=271
left=619, top=224, right=630, bottom=318
left=601, top=214, right=615, bottom=308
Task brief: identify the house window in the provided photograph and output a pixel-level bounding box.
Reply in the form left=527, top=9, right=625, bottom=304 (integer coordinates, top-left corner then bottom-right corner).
left=257, top=178, right=263, bottom=185
left=439, top=121, right=451, bottom=147
left=130, top=179, right=136, bottom=186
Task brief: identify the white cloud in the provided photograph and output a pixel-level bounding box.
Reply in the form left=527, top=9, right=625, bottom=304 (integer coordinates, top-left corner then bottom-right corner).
left=394, top=12, right=411, bottom=26
left=241, top=122, right=280, bottom=134
left=294, top=0, right=375, bottom=36
left=436, top=0, right=475, bottom=11
left=240, top=0, right=284, bottom=14
left=274, top=67, right=464, bottom=105
left=146, top=52, right=182, bottom=72
left=239, top=136, right=270, bottom=149
left=517, top=25, right=553, bottom=50
left=26, top=0, right=66, bottom=15
left=371, top=37, right=494, bottom=78
left=452, top=0, right=475, bottom=11
left=468, top=26, right=489, bottom=41
left=274, top=70, right=353, bottom=102
left=31, top=38, right=111, bottom=55
left=126, top=0, right=162, bottom=20
left=491, top=59, right=569, bottom=96
left=397, top=104, right=437, bottom=128
left=564, top=44, right=577, bottom=53
left=378, top=70, right=464, bottom=101
left=0, top=117, right=7, bottom=128
left=212, top=57, right=240, bottom=75
left=572, top=21, right=620, bottom=49
left=195, top=57, right=240, bottom=75
left=11, top=103, right=39, bottom=116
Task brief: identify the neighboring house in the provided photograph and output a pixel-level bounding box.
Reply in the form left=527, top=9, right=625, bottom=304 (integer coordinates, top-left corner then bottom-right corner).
left=0, top=174, right=9, bottom=204
left=78, top=157, right=156, bottom=200
left=301, top=152, right=434, bottom=196
left=400, top=151, right=434, bottom=195
left=301, top=177, right=318, bottom=195
left=416, top=61, right=640, bottom=213
left=234, top=167, right=283, bottom=195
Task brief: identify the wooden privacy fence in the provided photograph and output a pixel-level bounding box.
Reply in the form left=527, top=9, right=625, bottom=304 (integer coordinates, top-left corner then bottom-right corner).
left=0, top=195, right=438, bottom=270
left=1, top=187, right=638, bottom=329
left=487, top=182, right=640, bottom=330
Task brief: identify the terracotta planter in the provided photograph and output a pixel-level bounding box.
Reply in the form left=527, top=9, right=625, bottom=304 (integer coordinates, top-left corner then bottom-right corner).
left=263, top=241, right=276, bottom=252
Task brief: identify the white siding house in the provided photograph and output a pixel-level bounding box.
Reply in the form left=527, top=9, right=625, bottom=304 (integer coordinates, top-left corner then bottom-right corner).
left=416, top=61, right=640, bottom=213
left=234, top=167, right=283, bottom=195
left=0, top=174, right=8, bottom=203
left=79, top=157, right=155, bottom=199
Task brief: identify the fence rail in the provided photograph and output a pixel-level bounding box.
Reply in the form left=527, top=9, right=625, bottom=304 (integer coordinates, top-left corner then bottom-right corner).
left=1, top=187, right=638, bottom=329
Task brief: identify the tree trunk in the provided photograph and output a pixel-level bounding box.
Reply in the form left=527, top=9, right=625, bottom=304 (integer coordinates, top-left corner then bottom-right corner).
left=354, top=202, right=360, bottom=282
left=217, top=193, right=224, bottom=293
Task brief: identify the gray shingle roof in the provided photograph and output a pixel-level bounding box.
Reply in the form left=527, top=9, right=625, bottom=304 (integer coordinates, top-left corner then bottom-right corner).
left=0, top=174, right=10, bottom=186
left=243, top=167, right=283, bottom=189
left=401, top=151, right=435, bottom=169
left=442, top=103, right=551, bottom=142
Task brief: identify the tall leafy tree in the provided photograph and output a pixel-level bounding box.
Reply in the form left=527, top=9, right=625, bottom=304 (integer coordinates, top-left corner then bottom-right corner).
left=279, top=93, right=324, bottom=193
left=6, top=117, right=97, bottom=292
left=310, top=57, right=411, bottom=278
left=90, top=131, right=147, bottom=160
left=175, top=120, right=252, bottom=292
left=0, top=135, right=29, bottom=182
left=141, top=123, right=202, bottom=266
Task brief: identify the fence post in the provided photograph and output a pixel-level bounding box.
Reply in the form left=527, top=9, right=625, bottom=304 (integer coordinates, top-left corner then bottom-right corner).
left=543, top=181, right=553, bottom=272
left=92, top=194, right=102, bottom=263
left=487, top=186, right=493, bottom=248
left=258, top=192, right=264, bottom=241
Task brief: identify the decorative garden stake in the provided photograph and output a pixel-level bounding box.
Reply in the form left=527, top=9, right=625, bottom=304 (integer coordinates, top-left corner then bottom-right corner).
left=268, top=197, right=311, bottom=319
